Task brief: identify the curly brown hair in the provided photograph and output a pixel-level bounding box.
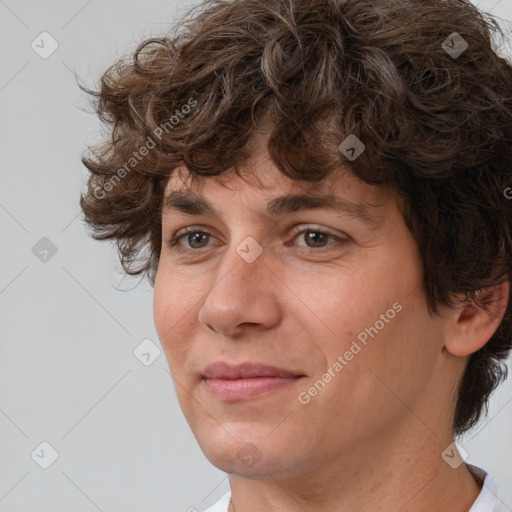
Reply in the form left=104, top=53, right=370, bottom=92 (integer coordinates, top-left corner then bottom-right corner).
left=79, top=0, right=512, bottom=437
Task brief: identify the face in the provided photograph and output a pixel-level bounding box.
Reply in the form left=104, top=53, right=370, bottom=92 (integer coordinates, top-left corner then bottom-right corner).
left=153, top=137, right=453, bottom=481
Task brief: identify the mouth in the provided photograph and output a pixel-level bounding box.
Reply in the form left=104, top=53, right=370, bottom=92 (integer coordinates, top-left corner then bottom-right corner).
left=201, top=362, right=306, bottom=402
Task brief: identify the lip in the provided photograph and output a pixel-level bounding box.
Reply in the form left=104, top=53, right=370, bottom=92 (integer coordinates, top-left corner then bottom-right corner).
left=201, top=362, right=304, bottom=380
left=201, top=362, right=305, bottom=402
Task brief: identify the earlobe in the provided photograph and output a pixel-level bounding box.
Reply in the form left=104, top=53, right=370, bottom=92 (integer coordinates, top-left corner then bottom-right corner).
left=444, top=280, right=510, bottom=357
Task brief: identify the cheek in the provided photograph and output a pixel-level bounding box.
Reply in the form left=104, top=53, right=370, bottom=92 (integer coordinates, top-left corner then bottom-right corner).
left=294, top=264, right=392, bottom=346
left=299, top=243, right=426, bottom=375
left=153, top=269, right=194, bottom=363
left=319, top=279, right=439, bottom=419
left=153, top=269, right=172, bottom=340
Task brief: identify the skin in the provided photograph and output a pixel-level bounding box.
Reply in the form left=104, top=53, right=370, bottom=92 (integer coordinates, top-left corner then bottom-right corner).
left=153, top=133, right=509, bottom=512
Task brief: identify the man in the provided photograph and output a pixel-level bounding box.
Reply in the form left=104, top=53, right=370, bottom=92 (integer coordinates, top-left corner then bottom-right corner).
left=79, top=0, right=512, bottom=510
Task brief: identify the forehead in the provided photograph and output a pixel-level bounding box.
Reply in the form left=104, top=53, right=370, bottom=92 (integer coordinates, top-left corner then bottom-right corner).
left=164, top=143, right=385, bottom=197
left=162, top=130, right=395, bottom=221
left=167, top=126, right=364, bottom=192
left=164, top=162, right=339, bottom=196
left=164, top=129, right=336, bottom=194
left=162, top=160, right=395, bottom=230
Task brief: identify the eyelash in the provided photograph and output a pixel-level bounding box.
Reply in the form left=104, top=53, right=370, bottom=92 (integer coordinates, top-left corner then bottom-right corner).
left=167, top=225, right=348, bottom=252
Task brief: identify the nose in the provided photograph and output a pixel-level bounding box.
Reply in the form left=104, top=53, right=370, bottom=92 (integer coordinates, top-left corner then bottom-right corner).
left=197, top=236, right=282, bottom=337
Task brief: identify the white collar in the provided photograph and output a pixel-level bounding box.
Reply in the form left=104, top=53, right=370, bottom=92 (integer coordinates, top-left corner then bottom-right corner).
left=467, top=464, right=500, bottom=512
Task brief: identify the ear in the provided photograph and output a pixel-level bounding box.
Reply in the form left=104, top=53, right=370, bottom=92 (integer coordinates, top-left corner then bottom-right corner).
left=444, top=281, right=510, bottom=357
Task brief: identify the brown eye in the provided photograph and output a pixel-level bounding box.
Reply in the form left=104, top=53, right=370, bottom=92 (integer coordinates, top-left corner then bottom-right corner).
left=183, top=232, right=210, bottom=249
left=291, top=226, right=348, bottom=251
left=300, top=230, right=331, bottom=248
left=169, top=229, right=213, bottom=250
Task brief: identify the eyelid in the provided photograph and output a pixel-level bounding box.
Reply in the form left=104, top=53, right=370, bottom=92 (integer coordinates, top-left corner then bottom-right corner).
left=288, top=224, right=346, bottom=239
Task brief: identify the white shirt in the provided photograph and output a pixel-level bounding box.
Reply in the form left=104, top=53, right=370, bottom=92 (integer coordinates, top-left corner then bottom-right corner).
left=203, top=465, right=502, bottom=512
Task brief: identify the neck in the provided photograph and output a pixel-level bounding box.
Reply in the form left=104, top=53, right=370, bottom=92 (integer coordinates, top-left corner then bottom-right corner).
left=226, top=426, right=482, bottom=512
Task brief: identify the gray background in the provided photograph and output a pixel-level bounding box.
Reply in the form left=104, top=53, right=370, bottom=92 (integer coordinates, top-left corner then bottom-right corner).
left=0, top=1, right=511, bottom=511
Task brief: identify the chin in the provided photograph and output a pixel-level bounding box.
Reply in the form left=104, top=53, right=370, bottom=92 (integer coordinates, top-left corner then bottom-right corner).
left=193, top=420, right=304, bottom=479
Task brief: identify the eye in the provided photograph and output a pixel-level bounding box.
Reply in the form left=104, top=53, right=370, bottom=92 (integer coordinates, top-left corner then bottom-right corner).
left=168, top=228, right=214, bottom=250
left=289, top=225, right=348, bottom=250
left=167, top=225, right=348, bottom=252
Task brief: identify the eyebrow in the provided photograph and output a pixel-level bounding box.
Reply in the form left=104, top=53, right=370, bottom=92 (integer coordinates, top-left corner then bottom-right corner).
left=162, top=191, right=383, bottom=228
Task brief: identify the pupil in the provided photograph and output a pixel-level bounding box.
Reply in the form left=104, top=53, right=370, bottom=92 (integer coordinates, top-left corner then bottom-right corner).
left=307, top=231, right=326, bottom=247
left=190, top=233, right=207, bottom=248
